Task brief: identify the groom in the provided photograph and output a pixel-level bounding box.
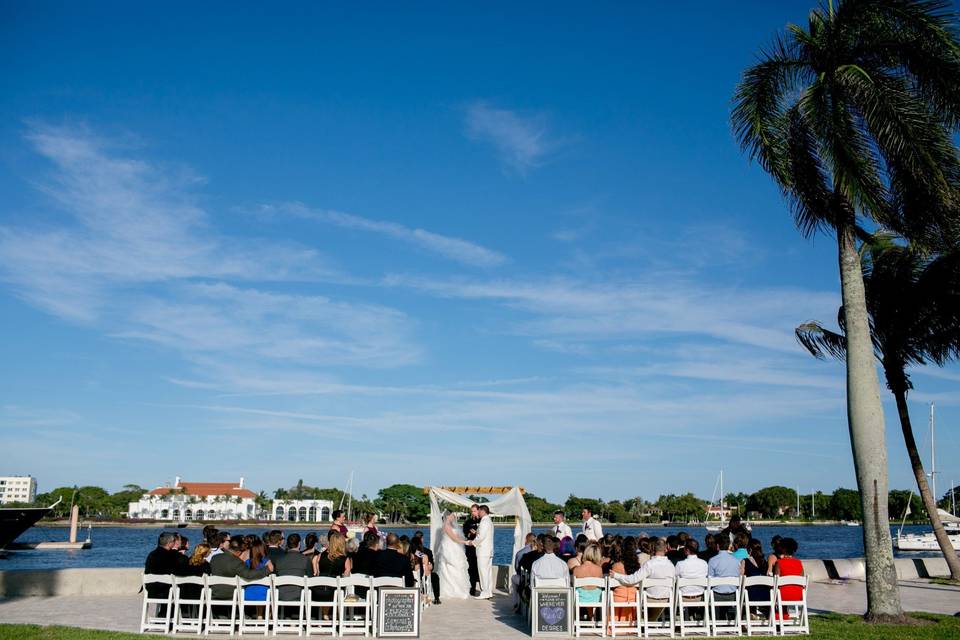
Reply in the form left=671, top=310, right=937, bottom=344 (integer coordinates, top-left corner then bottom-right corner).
left=471, top=505, right=494, bottom=599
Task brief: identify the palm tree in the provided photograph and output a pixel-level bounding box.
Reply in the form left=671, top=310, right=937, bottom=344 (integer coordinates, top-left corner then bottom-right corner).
left=732, top=0, right=960, bottom=619
left=797, top=235, right=960, bottom=580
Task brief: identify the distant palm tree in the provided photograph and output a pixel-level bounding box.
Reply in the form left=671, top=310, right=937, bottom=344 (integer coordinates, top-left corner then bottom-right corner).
left=732, top=0, right=960, bottom=619
left=797, top=235, right=960, bottom=580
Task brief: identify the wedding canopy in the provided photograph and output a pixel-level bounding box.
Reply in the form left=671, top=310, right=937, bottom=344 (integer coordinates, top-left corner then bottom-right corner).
left=427, top=486, right=532, bottom=579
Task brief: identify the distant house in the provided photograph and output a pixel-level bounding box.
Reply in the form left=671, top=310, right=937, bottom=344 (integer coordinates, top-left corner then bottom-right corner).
left=271, top=499, right=334, bottom=522
left=128, top=477, right=257, bottom=521
left=705, top=505, right=734, bottom=520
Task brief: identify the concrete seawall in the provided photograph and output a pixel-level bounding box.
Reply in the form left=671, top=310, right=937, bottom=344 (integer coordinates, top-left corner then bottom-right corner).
left=0, top=558, right=951, bottom=598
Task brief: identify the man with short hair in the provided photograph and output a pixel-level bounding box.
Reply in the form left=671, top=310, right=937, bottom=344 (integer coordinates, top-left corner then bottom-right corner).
left=144, top=532, right=191, bottom=602
left=373, top=533, right=415, bottom=586
left=273, top=533, right=312, bottom=604
left=519, top=535, right=545, bottom=573
left=209, top=537, right=271, bottom=601
left=552, top=511, right=573, bottom=540
left=666, top=535, right=685, bottom=565
left=207, top=531, right=231, bottom=561
left=610, top=538, right=676, bottom=599
left=511, top=532, right=537, bottom=609
left=698, top=534, right=719, bottom=562
left=530, top=537, right=569, bottom=584
left=266, top=530, right=285, bottom=563
left=463, top=504, right=481, bottom=596
left=707, top=533, right=743, bottom=620
left=581, top=507, right=603, bottom=542
left=675, top=539, right=709, bottom=595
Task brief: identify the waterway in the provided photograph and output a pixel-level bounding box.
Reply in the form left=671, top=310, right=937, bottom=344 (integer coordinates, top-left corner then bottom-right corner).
left=0, top=524, right=946, bottom=571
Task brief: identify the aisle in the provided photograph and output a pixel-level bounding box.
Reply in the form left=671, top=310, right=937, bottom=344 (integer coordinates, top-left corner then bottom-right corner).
left=421, top=593, right=529, bottom=640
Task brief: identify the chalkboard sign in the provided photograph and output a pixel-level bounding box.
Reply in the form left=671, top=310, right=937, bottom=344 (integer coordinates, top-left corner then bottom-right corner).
left=377, top=587, right=420, bottom=637
left=532, top=587, right=572, bottom=636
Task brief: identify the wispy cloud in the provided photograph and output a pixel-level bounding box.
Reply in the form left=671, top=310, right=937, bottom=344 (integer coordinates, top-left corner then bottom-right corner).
left=464, top=101, right=554, bottom=173
left=257, top=202, right=507, bottom=268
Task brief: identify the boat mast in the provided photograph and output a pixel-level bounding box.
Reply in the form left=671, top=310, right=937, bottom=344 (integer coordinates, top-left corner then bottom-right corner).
left=719, top=470, right=725, bottom=525
left=812, top=491, right=816, bottom=519
left=796, top=486, right=800, bottom=519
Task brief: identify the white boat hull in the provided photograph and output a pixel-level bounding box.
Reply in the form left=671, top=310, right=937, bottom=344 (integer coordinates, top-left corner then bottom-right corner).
left=895, top=532, right=960, bottom=551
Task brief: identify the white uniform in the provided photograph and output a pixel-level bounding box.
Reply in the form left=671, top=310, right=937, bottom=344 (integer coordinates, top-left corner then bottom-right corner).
left=474, top=514, right=494, bottom=598
left=553, top=521, right=573, bottom=539
left=583, top=516, right=603, bottom=541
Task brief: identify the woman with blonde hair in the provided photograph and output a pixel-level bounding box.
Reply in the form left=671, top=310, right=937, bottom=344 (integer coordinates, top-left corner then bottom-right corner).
left=312, top=530, right=352, bottom=618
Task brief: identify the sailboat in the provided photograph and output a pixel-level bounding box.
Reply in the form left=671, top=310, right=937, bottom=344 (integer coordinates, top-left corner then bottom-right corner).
left=704, top=471, right=751, bottom=533
left=894, top=403, right=960, bottom=551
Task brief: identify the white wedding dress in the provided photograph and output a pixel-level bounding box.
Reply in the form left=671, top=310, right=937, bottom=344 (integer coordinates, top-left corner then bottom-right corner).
left=436, top=521, right=471, bottom=599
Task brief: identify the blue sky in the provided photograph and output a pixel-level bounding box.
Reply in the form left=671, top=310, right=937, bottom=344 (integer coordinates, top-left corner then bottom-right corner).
left=2, top=1, right=959, bottom=504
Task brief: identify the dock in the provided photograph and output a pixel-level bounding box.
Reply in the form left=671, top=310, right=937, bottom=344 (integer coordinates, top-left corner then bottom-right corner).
left=6, top=541, right=91, bottom=550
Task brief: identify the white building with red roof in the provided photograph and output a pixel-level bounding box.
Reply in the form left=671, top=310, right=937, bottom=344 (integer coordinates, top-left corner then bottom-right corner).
left=128, top=477, right=258, bottom=522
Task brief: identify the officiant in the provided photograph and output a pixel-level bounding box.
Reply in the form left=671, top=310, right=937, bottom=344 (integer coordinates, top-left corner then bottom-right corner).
left=463, top=504, right=481, bottom=596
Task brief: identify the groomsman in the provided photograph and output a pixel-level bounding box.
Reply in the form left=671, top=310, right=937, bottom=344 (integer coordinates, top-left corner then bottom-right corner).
left=463, top=504, right=481, bottom=596
left=552, top=510, right=572, bottom=539
left=582, top=507, right=603, bottom=541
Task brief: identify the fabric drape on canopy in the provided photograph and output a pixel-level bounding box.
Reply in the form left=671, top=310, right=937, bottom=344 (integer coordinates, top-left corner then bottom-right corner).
left=428, top=486, right=532, bottom=580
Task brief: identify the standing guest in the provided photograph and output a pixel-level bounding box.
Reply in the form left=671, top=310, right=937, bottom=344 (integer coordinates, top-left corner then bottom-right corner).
left=766, top=535, right=783, bottom=577
left=608, top=539, right=641, bottom=625
left=243, top=538, right=273, bottom=605
left=707, top=533, right=743, bottom=619
left=732, top=532, right=751, bottom=561
left=463, top=504, right=481, bottom=596
left=582, top=508, right=603, bottom=542
left=552, top=510, right=573, bottom=540
left=530, top=537, right=569, bottom=584
left=666, top=535, right=685, bottom=565
left=302, top=533, right=319, bottom=557
left=698, top=534, right=719, bottom=562
left=743, top=538, right=771, bottom=614
left=373, top=532, right=414, bottom=587
left=329, top=510, right=348, bottom=537
left=362, top=513, right=379, bottom=537
left=675, top=539, right=709, bottom=599
left=266, top=531, right=285, bottom=563
left=274, top=533, right=313, bottom=604
left=721, top=515, right=749, bottom=538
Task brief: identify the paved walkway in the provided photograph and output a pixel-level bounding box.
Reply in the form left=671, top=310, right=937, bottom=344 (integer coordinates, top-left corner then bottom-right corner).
left=0, top=581, right=958, bottom=637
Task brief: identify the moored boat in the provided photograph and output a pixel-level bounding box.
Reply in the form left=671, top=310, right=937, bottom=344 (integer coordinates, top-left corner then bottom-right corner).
left=0, top=498, right=60, bottom=550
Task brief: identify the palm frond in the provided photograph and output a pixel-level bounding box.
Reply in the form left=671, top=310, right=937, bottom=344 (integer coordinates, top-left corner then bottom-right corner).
left=796, top=321, right=847, bottom=360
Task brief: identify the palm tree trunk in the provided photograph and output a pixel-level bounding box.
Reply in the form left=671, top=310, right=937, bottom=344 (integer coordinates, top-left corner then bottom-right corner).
left=837, top=224, right=903, bottom=621
left=892, top=389, right=960, bottom=581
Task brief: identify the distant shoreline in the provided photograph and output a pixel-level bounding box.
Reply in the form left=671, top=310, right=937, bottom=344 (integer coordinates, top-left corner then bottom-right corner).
left=34, top=519, right=880, bottom=529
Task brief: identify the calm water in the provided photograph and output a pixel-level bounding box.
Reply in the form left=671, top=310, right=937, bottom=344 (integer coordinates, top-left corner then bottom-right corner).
left=0, top=524, right=945, bottom=571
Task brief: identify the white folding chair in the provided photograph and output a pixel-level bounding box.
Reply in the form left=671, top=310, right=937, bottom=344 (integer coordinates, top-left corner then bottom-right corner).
left=140, top=573, right=174, bottom=634
left=272, top=576, right=306, bottom=636
left=173, top=575, right=207, bottom=635
left=641, top=577, right=675, bottom=638
left=573, top=577, right=606, bottom=637
left=304, top=577, right=339, bottom=636
left=517, top=568, right=531, bottom=618
left=205, top=576, right=239, bottom=635
left=775, top=576, right=809, bottom=636
left=239, top=576, right=274, bottom=635
left=371, top=576, right=405, bottom=633
left=338, top=575, right=373, bottom=636
left=708, top=577, right=742, bottom=637
left=675, top=577, right=710, bottom=637
left=607, top=575, right=641, bottom=638
left=532, top=576, right=569, bottom=587
left=740, top=576, right=776, bottom=637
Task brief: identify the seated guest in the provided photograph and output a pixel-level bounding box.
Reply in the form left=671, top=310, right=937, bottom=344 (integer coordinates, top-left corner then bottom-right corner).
left=774, top=538, right=804, bottom=604
left=567, top=539, right=587, bottom=571
left=766, top=535, right=783, bottom=577
left=208, top=531, right=231, bottom=561
left=144, top=532, right=191, bottom=607
left=666, top=535, right=685, bottom=565
left=274, top=533, right=313, bottom=604
left=608, top=538, right=641, bottom=624
left=346, top=537, right=360, bottom=556
left=675, top=539, right=708, bottom=599
left=637, top=537, right=652, bottom=566
left=698, top=533, right=718, bottom=562
left=530, top=537, right=569, bottom=584
left=558, top=536, right=576, bottom=562
left=744, top=538, right=771, bottom=613
left=303, top=533, right=319, bottom=557
left=312, top=530, right=352, bottom=606
left=352, top=532, right=381, bottom=576
left=187, top=543, right=212, bottom=576
left=179, top=535, right=190, bottom=555
left=266, top=530, right=285, bottom=563
left=511, top=532, right=537, bottom=609
left=733, top=532, right=750, bottom=561
left=413, top=531, right=441, bottom=605
left=707, top=533, right=743, bottom=618
left=572, top=543, right=604, bottom=620
left=610, top=538, right=675, bottom=599
left=330, top=510, right=348, bottom=536
left=373, top=532, right=414, bottom=587
left=209, top=538, right=271, bottom=604
left=242, top=538, right=274, bottom=605
left=519, top=535, right=545, bottom=574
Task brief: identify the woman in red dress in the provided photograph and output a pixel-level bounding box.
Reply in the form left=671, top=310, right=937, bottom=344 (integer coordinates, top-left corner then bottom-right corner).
left=775, top=537, right=803, bottom=617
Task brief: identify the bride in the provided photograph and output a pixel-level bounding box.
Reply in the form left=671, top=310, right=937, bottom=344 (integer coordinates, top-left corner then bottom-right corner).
left=435, top=510, right=472, bottom=599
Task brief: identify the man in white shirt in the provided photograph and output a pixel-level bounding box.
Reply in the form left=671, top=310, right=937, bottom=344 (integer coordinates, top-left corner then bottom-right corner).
left=552, top=510, right=573, bottom=540
left=581, top=507, right=603, bottom=542
left=675, top=539, right=709, bottom=597
left=610, top=538, right=675, bottom=599
left=530, top=538, right=569, bottom=585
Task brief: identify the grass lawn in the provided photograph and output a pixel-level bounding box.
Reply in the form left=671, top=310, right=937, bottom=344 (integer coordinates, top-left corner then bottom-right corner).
left=2, top=614, right=960, bottom=638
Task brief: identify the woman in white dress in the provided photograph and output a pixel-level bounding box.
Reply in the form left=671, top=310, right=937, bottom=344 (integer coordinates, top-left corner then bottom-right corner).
left=435, top=510, right=472, bottom=599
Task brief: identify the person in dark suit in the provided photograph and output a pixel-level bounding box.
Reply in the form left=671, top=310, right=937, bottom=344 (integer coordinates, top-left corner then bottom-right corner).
left=352, top=531, right=381, bottom=576
left=273, top=533, right=313, bottom=606
left=373, top=533, right=414, bottom=587
left=266, top=530, right=286, bottom=564
left=209, top=538, right=272, bottom=601
left=463, top=504, right=481, bottom=596
left=144, top=532, right=191, bottom=596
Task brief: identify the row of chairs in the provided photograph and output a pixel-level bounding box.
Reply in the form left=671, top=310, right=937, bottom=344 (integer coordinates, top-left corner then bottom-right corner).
left=140, top=573, right=406, bottom=636
left=523, top=572, right=808, bottom=638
